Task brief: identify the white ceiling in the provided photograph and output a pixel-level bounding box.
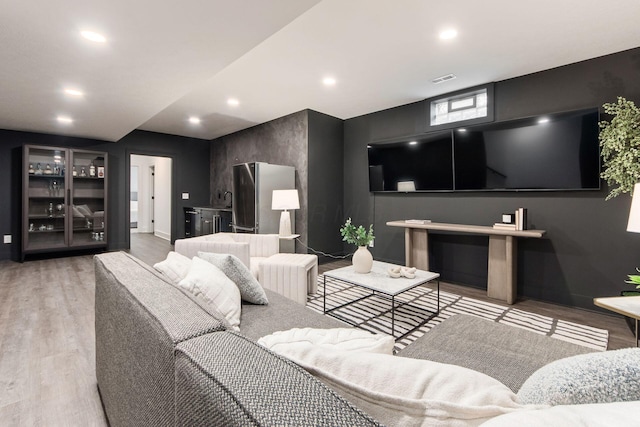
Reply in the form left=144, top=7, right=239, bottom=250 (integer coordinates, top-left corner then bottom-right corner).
left=1, top=0, right=639, bottom=142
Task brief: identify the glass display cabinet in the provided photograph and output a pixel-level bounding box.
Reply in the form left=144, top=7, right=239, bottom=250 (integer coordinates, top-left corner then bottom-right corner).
left=22, top=145, right=108, bottom=260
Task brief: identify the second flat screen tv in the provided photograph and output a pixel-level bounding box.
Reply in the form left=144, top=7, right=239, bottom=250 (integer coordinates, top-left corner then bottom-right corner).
left=453, top=108, right=600, bottom=191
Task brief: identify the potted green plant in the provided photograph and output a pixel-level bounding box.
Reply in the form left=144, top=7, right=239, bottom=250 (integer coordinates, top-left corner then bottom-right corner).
left=624, top=269, right=640, bottom=294
left=599, top=96, right=640, bottom=200
left=340, top=218, right=375, bottom=273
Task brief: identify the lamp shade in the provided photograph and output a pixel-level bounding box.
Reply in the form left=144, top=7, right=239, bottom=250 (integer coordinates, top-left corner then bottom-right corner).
left=627, top=183, right=640, bottom=233
left=272, top=189, right=299, bottom=210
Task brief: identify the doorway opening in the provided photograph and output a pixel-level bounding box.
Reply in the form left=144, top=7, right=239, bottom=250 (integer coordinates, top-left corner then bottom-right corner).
left=130, top=154, right=172, bottom=241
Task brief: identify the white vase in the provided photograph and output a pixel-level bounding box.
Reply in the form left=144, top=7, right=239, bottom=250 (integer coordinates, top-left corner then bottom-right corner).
left=352, top=246, right=373, bottom=273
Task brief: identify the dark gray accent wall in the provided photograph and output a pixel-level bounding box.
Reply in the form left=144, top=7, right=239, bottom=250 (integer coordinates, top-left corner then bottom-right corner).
left=210, top=109, right=345, bottom=257
left=210, top=111, right=309, bottom=244
left=0, top=129, right=210, bottom=261
left=308, top=110, right=344, bottom=259
left=343, top=47, right=640, bottom=310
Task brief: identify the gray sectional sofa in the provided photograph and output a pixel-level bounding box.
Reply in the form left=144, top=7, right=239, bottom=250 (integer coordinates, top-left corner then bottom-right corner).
left=94, top=251, right=605, bottom=426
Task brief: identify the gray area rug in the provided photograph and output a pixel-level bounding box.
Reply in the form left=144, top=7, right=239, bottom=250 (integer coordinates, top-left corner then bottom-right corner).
left=307, top=276, right=609, bottom=352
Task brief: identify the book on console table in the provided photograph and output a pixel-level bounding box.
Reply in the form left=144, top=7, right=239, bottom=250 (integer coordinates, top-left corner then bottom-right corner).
left=493, top=223, right=517, bottom=230
left=404, top=219, right=431, bottom=224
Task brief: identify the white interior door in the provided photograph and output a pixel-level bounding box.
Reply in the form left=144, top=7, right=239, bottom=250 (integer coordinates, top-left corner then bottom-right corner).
left=149, top=165, right=155, bottom=233
left=130, top=154, right=171, bottom=240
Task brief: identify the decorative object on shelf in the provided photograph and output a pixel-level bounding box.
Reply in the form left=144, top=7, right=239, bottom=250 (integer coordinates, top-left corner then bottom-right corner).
left=28, top=164, right=35, bottom=174
left=35, top=163, right=43, bottom=175
left=80, top=167, right=87, bottom=177
left=492, top=208, right=526, bottom=230
left=72, top=166, right=77, bottom=177
left=98, top=166, right=105, bottom=178
left=44, top=164, right=53, bottom=175
left=404, top=219, right=431, bottom=224
left=89, top=160, right=96, bottom=177
left=340, top=218, right=375, bottom=273
left=271, top=189, right=299, bottom=237
left=599, top=97, right=640, bottom=200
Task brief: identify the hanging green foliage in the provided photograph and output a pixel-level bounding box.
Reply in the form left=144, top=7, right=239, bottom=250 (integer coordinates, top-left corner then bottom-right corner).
left=599, top=96, right=640, bottom=200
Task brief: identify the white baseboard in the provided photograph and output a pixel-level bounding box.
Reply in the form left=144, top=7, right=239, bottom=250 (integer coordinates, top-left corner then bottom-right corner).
left=154, top=230, right=170, bottom=241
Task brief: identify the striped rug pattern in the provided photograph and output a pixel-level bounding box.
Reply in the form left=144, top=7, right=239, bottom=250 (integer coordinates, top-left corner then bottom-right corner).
left=307, top=276, right=609, bottom=352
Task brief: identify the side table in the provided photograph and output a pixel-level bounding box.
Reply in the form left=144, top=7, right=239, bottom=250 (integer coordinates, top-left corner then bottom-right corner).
left=259, top=253, right=318, bottom=305
left=594, top=295, right=640, bottom=347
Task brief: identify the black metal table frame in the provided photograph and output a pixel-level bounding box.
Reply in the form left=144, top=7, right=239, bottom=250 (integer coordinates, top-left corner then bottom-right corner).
left=323, top=275, right=440, bottom=341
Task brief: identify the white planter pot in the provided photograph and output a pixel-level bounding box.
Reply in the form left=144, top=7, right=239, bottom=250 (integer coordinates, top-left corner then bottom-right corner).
left=352, top=245, right=373, bottom=273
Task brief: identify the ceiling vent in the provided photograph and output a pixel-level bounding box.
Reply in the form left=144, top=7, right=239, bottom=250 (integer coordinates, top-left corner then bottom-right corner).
left=432, top=74, right=457, bottom=84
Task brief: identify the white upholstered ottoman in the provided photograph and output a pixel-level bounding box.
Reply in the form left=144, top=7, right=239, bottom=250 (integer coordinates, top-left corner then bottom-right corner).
left=259, top=253, right=318, bottom=305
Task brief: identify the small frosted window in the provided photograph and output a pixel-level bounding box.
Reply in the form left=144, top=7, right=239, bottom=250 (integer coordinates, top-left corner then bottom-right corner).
left=431, top=88, right=488, bottom=126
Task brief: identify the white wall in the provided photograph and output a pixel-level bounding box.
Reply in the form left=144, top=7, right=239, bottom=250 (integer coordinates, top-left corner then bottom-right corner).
left=153, top=156, right=172, bottom=241
left=130, top=154, right=172, bottom=240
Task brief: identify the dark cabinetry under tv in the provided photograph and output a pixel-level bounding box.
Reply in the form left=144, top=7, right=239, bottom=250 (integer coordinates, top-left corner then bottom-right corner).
left=368, top=108, right=600, bottom=193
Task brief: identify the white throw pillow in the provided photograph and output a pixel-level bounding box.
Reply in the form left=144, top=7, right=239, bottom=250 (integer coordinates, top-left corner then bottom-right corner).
left=197, top=252, right=268, bottom=305
left=153, top=251, right=192, bottom=285
left=178, top=257, right=241, bottom=331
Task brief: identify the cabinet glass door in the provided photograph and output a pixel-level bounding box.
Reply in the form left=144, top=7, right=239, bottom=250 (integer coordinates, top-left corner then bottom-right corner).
left=70, top=151, right=106, bottom=247
left=24, top=147, right=68, bottom=250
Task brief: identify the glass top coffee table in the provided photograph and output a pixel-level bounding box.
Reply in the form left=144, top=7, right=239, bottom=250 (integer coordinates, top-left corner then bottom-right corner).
left=323, top=261, right=440, bottom=340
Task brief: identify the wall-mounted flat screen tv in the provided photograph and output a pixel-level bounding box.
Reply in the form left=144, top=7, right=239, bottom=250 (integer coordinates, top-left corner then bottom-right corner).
left=367, top=108, right=600, bottom=192
left=368, top=131, right=453, bottom=192
left=453, top=108, right=600, bottom=191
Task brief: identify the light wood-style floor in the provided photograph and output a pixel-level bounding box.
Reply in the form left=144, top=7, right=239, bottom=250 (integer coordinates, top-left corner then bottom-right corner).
left=0, top=233, right=635, bottom=425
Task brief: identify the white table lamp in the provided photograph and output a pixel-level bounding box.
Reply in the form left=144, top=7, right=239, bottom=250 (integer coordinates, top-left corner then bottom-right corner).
left=272, top=189, right=299, bottom=237
left=628, top=183, right=640, bottom=233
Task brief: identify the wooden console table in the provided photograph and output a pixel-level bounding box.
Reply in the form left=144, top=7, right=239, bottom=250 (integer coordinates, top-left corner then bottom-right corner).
left=386, top=220, right=546, bottom=304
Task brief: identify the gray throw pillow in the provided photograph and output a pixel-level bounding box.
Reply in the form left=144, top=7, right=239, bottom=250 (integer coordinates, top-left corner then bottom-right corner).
left=198, top=251, right=269, bottom=305
left=518, top=347, right=640, bottom=405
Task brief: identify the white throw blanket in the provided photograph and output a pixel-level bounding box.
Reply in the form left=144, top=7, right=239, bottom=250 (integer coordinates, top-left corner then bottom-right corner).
left=257, top=327, right=395, bottom=354
left=260, top=328, right=539, bottom=427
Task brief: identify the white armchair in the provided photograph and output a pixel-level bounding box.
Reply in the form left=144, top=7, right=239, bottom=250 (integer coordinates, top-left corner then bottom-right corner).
left=174, top=233, right=280, bottom=280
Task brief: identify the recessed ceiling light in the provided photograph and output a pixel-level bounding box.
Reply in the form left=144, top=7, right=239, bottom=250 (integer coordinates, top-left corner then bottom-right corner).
left=439, top=28, right=458, bottom=40
left=188, top=116, right=201, bottom=124
left=323, top=77, right=336, bottom=86
left=227, top=98, right=239, bottom=107
left=80, top=30, right=106, bottom=43
left=457, top=128, right=467, bottom=132
left=409, top=141, right=418, bottom=145
left=64, top=88, right=84, bottom=97
left=57, top=116, right=73, bottom=124
left=538, top=117, right=550, bottom=124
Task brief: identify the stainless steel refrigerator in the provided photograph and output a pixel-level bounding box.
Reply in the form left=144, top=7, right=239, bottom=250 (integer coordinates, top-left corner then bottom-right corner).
left=232, top=162, right=295, bottom=233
